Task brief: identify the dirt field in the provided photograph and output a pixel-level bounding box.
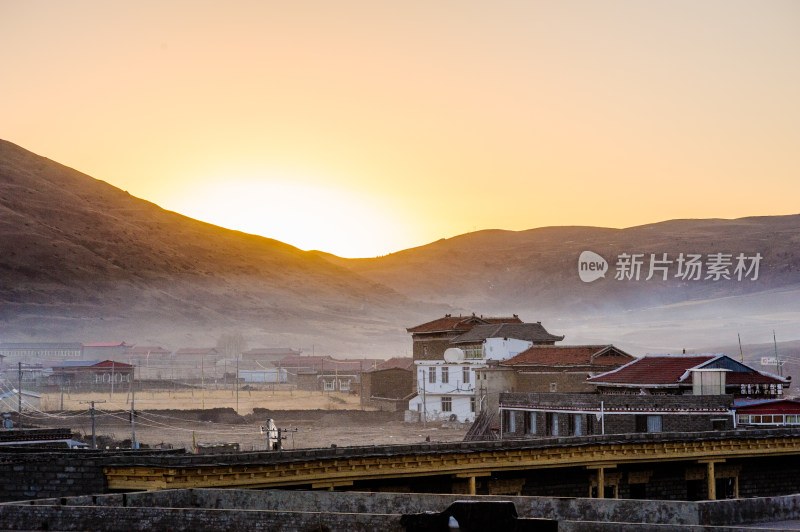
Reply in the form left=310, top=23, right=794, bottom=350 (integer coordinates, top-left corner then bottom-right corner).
left=32, top=390, right=468, bottom=451
left=39, top=387, right=363, bottom=414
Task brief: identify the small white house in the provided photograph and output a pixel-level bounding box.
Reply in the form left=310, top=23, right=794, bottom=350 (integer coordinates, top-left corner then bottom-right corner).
left=409, top=348, right=479, bottom=423
left=238, top=368, right=288, bottom=384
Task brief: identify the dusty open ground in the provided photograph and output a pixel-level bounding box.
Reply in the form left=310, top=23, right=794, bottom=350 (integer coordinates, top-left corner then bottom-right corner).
left=39, top=387, right=364, bottom=414
left=30, top=389, right=468, bottom=451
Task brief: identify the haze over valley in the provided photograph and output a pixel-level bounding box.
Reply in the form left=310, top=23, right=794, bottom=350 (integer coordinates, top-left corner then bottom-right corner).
left=1, top=140, right=798, bottom=368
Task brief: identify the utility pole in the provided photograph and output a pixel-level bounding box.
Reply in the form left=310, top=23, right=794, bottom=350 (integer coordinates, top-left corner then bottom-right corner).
left=774, top=330, right=782, bottom=377
left=422, top=368, right=427, bottom=429
left=110, top=361, right=115, bottom=398
left=82, top=400, right=106, bottom=450
left=273, top=426, right=297, bottom=451
left=235, top=354, right=239, bottom=414
left=18, top=362, right=23, bottom=429
left=91, top=401, right=96, bottom=450
left=201, top=352, right=205, bottom=410
left=130, top=368, right=137, bottom=449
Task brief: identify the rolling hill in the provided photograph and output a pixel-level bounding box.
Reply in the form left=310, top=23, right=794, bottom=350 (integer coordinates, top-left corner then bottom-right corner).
left=1, top=139, right=798, bottom=359
left=0, top=139, right=439, bottom=354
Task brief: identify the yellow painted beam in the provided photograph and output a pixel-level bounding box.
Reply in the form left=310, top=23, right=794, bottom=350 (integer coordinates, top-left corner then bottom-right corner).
left=104, top=435, right=800, bottom=491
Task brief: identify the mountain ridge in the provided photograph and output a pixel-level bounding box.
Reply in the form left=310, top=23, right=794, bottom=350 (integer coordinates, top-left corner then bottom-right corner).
left=2, top=139, right=799, bottom=357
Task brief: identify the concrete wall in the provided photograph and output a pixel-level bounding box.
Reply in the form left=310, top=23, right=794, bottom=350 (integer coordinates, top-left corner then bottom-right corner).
left=0, top=504, right=403, bottom=532
left=484, top=337, right=532, bottom=361
left=475, top=366, right=515, bottom=414
left=5, top=489, right=800, bottom=531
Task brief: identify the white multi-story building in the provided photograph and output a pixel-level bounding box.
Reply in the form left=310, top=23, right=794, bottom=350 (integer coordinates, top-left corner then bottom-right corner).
left=409, top=322, right=564, bottom=422
left=409, top=352, right=479, bottom=422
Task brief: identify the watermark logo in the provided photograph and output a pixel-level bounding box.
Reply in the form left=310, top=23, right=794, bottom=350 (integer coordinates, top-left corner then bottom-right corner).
left=577, top=251, right=762, bottom=282
left=578, top=251, right=608, bottom=283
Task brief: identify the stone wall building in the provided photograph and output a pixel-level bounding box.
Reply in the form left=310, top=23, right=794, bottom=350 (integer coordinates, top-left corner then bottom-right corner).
left=499, top=392, right=735, bottom=439
left=587, top=354, right=791, bottom=398
left=475, top=345, right=634, bottom=414
left=360, top=363, right=414, bottom=411
left=407, top=314, right=523, bottom=365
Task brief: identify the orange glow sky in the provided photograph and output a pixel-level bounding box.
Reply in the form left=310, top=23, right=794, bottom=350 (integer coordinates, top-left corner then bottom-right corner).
left=2, top=1, right=799, bottom=257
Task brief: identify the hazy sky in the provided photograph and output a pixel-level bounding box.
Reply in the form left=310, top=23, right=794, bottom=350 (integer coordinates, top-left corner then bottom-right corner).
left=2, top=1, right=799, bottom=257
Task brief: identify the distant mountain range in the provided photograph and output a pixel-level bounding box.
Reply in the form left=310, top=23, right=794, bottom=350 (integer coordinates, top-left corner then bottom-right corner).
left=1, top=139, right=799, bottom=360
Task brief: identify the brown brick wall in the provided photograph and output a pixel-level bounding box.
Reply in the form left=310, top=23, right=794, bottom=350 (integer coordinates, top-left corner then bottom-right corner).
left=515, top=372, right=596, bottom=393
left=361, top=368, right=413, bottom=410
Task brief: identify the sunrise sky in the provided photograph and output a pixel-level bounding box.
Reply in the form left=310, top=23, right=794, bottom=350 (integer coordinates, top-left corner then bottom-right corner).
left=2, top=1, right=799, bottom=257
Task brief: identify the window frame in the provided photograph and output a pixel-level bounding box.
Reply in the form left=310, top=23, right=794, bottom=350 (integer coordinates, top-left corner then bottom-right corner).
left=441, top=396, right=452, bottom=412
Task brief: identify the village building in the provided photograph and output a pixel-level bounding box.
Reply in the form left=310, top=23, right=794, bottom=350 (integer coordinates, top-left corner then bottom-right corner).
left=81, top=342, right=134, bottom=360
left=275, top=355, right=334, bottom=374
left=498, top=392, right=735, bottom=441
left=586, top=354, right=791, bottom=398
left=360, top=357, right=414, bottom=411
left=125, top=346, right=172, bottom=366
left=288, top=357, right=385, bottom=392
left=407, top=314, right=523, bottom=365
left=735, top=398, right=800, bottom=428
left=237, top=368, right=288, bottom=384
left=474, top=345, right=635, bottom=414
left=241, top=347, right=301, bottom=367
left=409, top=320, right=564, bottom=423
left=0, top=343, right=83, bottom=365
left=51, top=360, right=135, bottom=389
left=171, top=348, right=223, bottom=379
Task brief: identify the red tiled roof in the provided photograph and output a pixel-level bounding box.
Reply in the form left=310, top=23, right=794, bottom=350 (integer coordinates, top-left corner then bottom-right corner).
left=726, top=372, right=787, bottom=386
left=93, top=360, right=134, bottom=369
left=407, top=314, right=522, bottom=334
left=503, top=345, right=634, bottom=367
left=450, top=322, right=564, bottom=345
left=587, top=355, right=717, bottom=386
left=375, top=357, right=414, bottom=371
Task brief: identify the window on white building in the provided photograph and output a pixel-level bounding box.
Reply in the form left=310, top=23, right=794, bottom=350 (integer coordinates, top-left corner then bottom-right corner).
left=442, top=397, right=452, bottom=412
left=441, top=366, right=449, bottom=384
left=323, top=380, right=335, bottom=391
left=428, top=367, right=436, bottom=384
left=339, top=380, right=350, bottom=392
left=463, top=367, right=470, bottom=384
left=464, top=347, right=483, bottom=360
left=470, top=397, right=476, bottom=413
